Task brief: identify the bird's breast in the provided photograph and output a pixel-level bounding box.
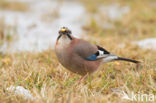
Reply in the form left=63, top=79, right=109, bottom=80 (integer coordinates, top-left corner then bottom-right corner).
left=56, top=36, right=71, bottom=49
left=55, top=38, right=73, bottom=67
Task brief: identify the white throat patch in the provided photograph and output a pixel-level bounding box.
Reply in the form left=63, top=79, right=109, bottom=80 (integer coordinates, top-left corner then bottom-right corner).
left=57, top=35, right=71, bottom=49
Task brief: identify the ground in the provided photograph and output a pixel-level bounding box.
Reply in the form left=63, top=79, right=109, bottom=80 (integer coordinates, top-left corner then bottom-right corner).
left=0, top=0, right=156, bottom=103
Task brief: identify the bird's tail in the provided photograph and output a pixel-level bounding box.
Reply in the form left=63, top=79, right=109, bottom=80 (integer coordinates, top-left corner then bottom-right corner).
left=114, top=57, right=140, bottom=63
left=102, top=54, right=140, bottom=64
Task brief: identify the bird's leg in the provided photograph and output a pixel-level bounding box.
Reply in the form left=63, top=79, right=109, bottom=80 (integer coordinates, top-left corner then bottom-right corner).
left=78, top=76, right=85, bottom=82
left=78, top=74, right=88, bottom=83
left=71, top=75, right=88, bottom=91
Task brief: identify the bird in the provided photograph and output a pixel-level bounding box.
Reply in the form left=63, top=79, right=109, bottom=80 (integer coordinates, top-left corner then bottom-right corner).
left=55, top=27, right=139, bottom=76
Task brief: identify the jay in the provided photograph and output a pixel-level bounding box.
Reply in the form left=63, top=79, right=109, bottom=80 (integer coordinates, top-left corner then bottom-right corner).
left=55, top=27, right=139, bottom=76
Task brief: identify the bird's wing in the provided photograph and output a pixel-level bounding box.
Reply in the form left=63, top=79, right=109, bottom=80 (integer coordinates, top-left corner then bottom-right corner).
left=86, top=45, right=114, bottom=61
left=73, top=39, right=98, bottom=59
left=73, top=39, right=112, bottom=61
left=74, top=40, right=139, bottom=63
left=95, top=46, right=111, bottom=58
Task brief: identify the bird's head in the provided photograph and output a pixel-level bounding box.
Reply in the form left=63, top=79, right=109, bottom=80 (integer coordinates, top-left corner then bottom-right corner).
left=57, top=27, right=73, bottom=40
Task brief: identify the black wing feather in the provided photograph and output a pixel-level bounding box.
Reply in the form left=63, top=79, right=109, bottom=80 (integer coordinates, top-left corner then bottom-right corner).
left=97, top=46, right=110, bottom=54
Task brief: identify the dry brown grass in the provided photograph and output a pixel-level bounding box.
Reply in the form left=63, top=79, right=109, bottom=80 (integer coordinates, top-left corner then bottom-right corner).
left=0, top=18, right=17, bottom=46
left=0, top=47, right=156, bottom=103
left=0, top=0, right=156, bottom=103
left=0, top=0, right=29, bottom=12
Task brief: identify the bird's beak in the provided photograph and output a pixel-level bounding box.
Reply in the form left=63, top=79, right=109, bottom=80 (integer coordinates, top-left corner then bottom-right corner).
left=58, top=28, right=73, bottom=40
left=60, top=29, right=66, bottom=32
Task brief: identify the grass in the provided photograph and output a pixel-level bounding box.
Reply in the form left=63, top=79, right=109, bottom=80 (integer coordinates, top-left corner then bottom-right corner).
left=0, top=0, right=29, bottom=12
left=0, top=48, right=156, bottom=103
left=0, top=0, right=156, bottom=103
left=0, top=18, right=17, bottom=46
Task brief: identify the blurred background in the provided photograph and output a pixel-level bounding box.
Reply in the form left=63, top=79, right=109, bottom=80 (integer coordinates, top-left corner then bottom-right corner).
left=0, top=0, right=155, bottom=52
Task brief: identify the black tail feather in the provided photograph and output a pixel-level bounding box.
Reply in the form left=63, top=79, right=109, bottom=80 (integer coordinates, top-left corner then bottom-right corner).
left=115, top=57, right=140, bottom=63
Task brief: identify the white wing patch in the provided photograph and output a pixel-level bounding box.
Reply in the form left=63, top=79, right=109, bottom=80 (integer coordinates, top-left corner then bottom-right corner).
left=96, top=50, right=118, bottom=62
left=96, top=50, right=108, bottom=58
left=95, top=46, right=119, bottom=62
left=98, top=50, right=104, bottom=56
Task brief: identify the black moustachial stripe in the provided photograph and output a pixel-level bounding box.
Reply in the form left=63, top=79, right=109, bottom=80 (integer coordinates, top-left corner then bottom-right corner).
left=67, top=33, right=72, bottom=40
left=57, top=33, right=72, bottom=41
left=57, top=34, right=62, bottom=41
left=97, top=46, right=110, bottom=54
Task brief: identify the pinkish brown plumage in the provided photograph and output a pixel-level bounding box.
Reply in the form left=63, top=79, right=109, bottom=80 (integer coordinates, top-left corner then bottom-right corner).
left=56, top=37, right=102, bottom=75
left=55, top=27, right=139, bottom=76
